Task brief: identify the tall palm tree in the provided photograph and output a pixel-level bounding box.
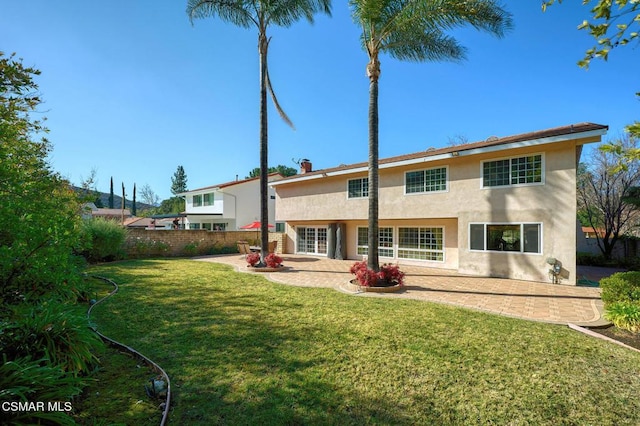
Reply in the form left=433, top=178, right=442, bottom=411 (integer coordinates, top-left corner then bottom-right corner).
left=350, top=0, right=513, bottom=271
left=187, top=0, right=331, bottom=263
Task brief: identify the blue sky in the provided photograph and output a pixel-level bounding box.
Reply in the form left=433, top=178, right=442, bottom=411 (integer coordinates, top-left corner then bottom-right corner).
left=2, top=1, right=638, bottom=201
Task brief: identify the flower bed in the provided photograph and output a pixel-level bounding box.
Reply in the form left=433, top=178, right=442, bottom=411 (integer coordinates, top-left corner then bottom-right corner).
left=348, top=261, right=405, bottom=292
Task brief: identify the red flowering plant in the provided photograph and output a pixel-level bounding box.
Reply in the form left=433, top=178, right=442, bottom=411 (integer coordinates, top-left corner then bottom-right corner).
left=246, top=252, right=261, bottom=267
left=350, top=261, right=405, bottom=287
left=349, top=261, right=378, bottom=287
left=264, top=253, right=283, bottom=268
left=378, top=263, right=405, bottom=287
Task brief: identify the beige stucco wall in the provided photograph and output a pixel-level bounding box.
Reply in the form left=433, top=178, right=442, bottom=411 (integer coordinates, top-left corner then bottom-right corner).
left=275, top=139, right=588, bottom=285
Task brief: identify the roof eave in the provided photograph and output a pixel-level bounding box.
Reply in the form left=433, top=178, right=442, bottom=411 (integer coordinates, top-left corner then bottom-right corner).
left=271, top=125, right=608, bottom=186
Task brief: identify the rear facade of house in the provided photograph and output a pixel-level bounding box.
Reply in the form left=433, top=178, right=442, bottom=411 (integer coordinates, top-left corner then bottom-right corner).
left=272, top=123, right=608, bottom=285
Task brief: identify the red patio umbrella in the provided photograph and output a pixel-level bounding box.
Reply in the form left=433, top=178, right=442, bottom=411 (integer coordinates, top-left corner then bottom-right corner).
left=240, top=221, right=274, bottom=230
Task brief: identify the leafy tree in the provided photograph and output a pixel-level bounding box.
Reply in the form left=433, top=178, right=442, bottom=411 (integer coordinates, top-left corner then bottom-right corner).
left=542, top=0, right=639, bottom=68
left=247, top=165, right=297, bottom=178
left=349, top=0, right=512, bottom=271
left=171, top=165, right=188, bottom=195
left=578, top=135, right=640, bottom=259
left=543, top=1, right=640, bottom=140
left=109, top=176, right=114, bottom=208
left=600, top=139, right=640, bottom=172
left=0, top=51, right=84, bottom=306
left=156, top=197, right=185, bottom=214
left=188, top=0, right=332, bottom=262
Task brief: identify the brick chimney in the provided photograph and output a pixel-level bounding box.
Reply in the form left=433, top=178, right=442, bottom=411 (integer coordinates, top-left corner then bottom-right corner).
left=300, top=159, right=312, bottom=174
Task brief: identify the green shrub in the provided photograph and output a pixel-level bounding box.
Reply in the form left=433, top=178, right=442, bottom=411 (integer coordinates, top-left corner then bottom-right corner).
left=0, top=302, right=103, bottom=376
left=127, top=236, right=171, bottom=258
left=206, top=243, right=237, bottom=255
left=600, top=271, right=640, bottom=304
left=78, top=218, right=126, bottom=263
left=604, top=301, right=640, bottom=333
left=576, top=252, right=608, bottom=266
left=0, top=356, right=83, bottom=425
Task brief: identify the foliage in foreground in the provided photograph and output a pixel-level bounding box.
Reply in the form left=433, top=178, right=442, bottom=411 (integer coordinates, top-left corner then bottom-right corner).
left=602, top=271, right=640, bottom=332
left=0, top=52, right=102, bottom=423
left=87, top=259, right=640, bottom=425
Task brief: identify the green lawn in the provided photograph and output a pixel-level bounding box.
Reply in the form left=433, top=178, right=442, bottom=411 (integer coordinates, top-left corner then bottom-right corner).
left=87, top=259, right=640, bottom=425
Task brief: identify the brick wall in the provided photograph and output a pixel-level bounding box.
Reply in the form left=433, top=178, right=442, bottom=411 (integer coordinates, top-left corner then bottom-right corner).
left=125, top=229, right=285, bottom=257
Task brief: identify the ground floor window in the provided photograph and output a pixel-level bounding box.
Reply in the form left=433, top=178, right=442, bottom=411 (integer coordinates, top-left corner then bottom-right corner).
left=189, top=223, right=201, bottom=230
left=357, top=227, right=394, bottom=258
left=297, top=227, right=327, bottom=255
left=470, top=223, right=541, bottom=254
left=398, top=227, right=444, bottom=261
left=356, top=226, right=444, bottom=261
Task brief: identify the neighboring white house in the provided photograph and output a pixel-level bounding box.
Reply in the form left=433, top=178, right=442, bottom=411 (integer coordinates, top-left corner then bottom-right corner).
left=178, top=173, right=283, bottom=231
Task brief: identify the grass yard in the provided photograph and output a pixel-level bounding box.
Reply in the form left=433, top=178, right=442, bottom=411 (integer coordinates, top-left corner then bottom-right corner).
left=86, top=259, right=640, bottom=425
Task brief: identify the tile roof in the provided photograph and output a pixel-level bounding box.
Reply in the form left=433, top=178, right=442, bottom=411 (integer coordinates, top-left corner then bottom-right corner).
left=275, top=122, right=608, bottom=183
left=180, top=172, right=283, bottom=194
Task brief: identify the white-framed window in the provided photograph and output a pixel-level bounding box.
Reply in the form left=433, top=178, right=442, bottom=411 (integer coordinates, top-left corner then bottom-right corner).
left=275, top=222, right=285, bottom=233
left=203, top=193, right=214, bottom=206
left=192, top=194, right=203, bottom=207
left=348, top=178, right=369, bottom=198
left=398, top=227, right=444, bottom=261
left=296, top=227, right=328, bottom=255
left=356, top=227, right=394, bottom=258
left=469, top=223, right=541, bottom=254
left=189, top=223, right=201, bottom=229
left=482, top=154, right=543, bottom=188
left=405, top=167, right=448, bottom=194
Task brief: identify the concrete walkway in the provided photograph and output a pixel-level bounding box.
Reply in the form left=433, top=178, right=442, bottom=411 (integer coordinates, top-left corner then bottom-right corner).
left=195, top=254, right=610, bottom=326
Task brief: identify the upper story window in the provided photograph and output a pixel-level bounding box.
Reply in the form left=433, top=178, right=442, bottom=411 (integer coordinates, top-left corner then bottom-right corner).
left=482, top=154, right=543, bottom=188
left=348, top=178, right=369, bottom=198
left=203, top=193, right=214, bottom=206
left=192, top=194, right=202, bottom=207
left=405, top=167, right=447, bottom=194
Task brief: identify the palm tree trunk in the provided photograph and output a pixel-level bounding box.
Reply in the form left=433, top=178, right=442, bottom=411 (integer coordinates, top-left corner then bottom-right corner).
left=367, top=56, right=380, bottom=272
left=259, top=32, right=269, bottom=264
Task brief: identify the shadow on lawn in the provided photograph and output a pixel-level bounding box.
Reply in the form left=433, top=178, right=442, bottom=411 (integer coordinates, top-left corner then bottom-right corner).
left=91, top=264, right=422, bottom=425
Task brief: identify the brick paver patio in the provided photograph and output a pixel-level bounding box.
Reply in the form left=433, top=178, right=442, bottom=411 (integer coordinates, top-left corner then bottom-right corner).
left=196, top=254, right=607, bottom=326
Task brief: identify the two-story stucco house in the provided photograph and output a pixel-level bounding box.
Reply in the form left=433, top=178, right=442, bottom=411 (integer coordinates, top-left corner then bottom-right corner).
left=272, top=123, right=608, bottom=285
left=179, top=173, right=283, bottom=231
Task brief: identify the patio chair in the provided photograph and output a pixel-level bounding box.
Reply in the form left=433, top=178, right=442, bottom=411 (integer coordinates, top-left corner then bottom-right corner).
left=268, top=240, right=278, bottom=254
left=237, top=241, right=250, bottom=256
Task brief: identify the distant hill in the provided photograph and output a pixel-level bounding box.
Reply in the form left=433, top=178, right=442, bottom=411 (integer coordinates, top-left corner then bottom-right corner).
left=72, top=186, right=155, bottom=211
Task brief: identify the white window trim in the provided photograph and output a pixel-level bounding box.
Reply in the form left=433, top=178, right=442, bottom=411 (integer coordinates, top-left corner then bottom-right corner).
left=397, top=226, right=446, bottom=263
left=480, top=153, right=545, bottom=189
left=404, top=166, right=449, bottom=195
left=347, top=177, right=369, bottom=199
left=468, top=222, right=543, bottom=255
left=356, top=226, right=446, bottom=263
left=295, top=226, right=329, bottom=256
left=356, top=226, right=395, bottom=258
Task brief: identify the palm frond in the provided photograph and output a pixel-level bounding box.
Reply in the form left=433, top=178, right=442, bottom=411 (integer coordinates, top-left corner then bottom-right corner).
left=265, top=66, right=295, bottom=129
left=351, top=0, right=512, bottom=61
left=385, top=28, right=466, bottom=62
left=268, top=0, right=332, bottom=27
left=187, top=0, right=257, bottom=28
